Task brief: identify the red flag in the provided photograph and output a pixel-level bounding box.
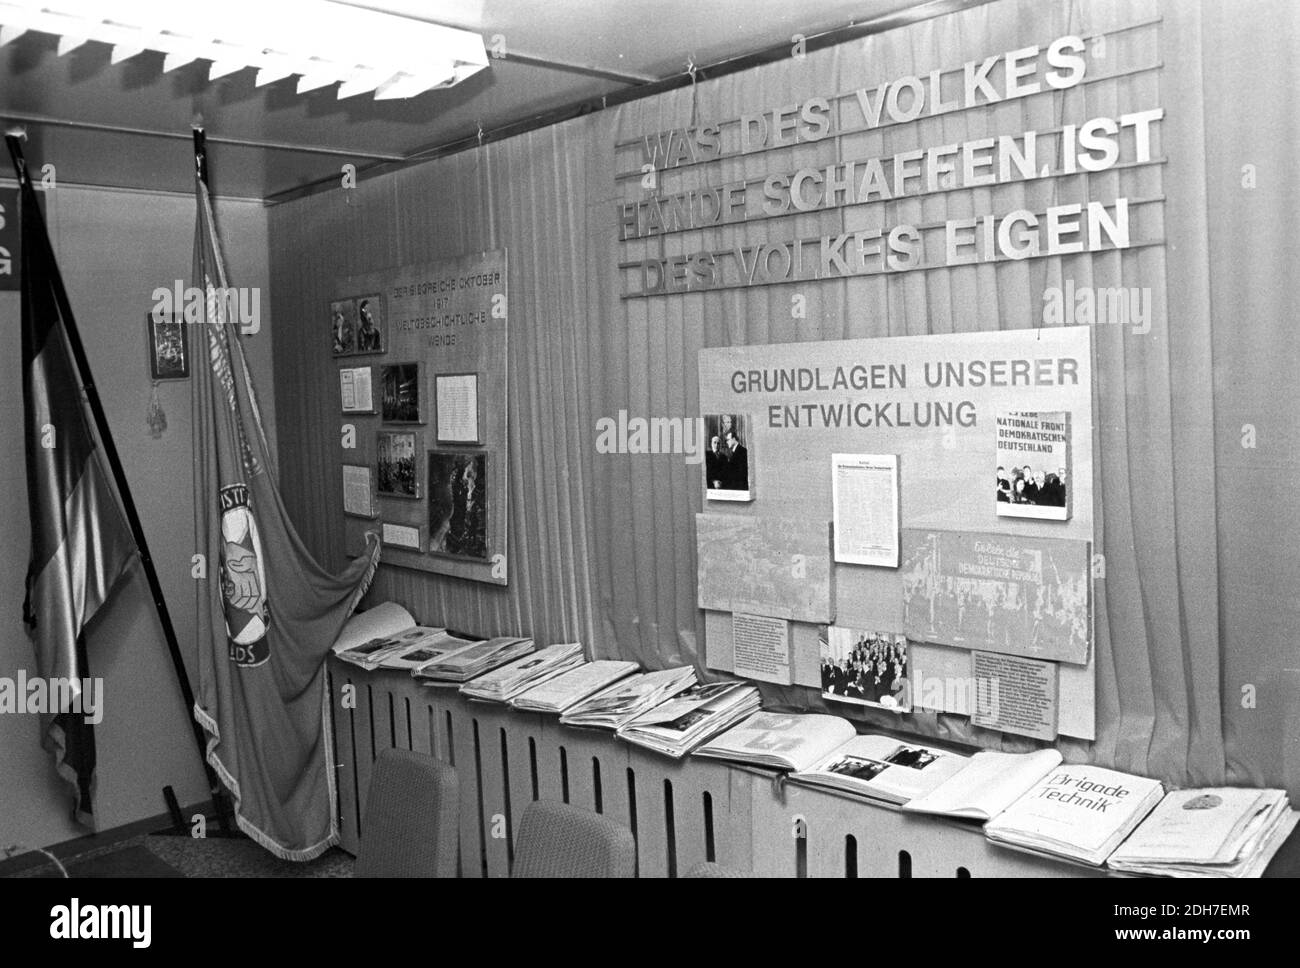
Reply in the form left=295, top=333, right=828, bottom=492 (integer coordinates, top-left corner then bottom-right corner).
left=190, top=171, right=380, bottom=859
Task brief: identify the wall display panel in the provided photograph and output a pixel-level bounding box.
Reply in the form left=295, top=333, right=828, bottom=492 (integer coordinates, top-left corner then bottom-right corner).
left=339, top=250, right=508, bottom=585
left=699, top=326, right=1096, bottom=738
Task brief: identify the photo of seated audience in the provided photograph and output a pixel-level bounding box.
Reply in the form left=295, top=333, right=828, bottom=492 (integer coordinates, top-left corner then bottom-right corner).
left=819, top=628, right=910, bottom=712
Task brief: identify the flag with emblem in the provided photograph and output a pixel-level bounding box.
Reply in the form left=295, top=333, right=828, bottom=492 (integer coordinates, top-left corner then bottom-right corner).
left=191, top=167, right=380, bottom=859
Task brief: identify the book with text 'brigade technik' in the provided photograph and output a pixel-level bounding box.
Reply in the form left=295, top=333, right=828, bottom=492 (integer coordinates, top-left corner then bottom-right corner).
left=983, top=764, right=1164, bottom=866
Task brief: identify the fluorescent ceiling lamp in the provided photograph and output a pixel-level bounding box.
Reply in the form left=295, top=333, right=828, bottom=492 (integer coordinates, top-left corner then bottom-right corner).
left=0, top=0, right=490, bottom=100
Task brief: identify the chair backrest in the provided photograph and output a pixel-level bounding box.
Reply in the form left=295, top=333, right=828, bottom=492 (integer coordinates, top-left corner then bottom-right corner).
left=683, top=860, right=748, bottom=878
left=354, top=748, right=459, bottom=877
left=511, top=800, right=637, bottom=878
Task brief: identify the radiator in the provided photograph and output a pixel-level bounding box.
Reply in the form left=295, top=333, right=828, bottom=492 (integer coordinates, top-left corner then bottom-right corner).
left=327, top=657, right=1092, bottom=878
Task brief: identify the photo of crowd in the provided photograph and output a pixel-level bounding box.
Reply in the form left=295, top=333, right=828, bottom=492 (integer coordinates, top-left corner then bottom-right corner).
left=819, top=628, right=910, bottom=712
left=900, top=532, right=1090, bottom=661
left=996, top=463, right=1067, bottom=507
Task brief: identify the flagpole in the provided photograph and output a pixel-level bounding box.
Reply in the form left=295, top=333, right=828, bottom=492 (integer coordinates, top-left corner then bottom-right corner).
left=5, top=132, right=234, bottom=837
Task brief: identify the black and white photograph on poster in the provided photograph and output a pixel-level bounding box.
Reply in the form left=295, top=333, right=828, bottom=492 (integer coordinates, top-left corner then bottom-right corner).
left=376, top=430, right=420, bottom=499
left=354, top=294, right=386, bottom=353
left=428, top=450, right=488, bottom=560
left=703, top=413, right=752, bottom=501
left=146, top=311, right=189, bottom=380
left=996, top=411, right=1072, bottom=521
left=819, top=626, right=911, bottom=712
left=330, top=298, right=356, bottom=356
left=380, top=362, right=422, bottom=423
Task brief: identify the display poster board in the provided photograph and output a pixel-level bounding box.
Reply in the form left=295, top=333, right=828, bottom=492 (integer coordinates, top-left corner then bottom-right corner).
left=338, top=249, right=508, bottom=585
left=698, top=325, right=1096, bottom=740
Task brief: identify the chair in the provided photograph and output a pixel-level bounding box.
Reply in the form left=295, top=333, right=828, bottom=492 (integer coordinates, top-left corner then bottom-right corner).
left=683, top=860, right=748, bottom=878
left=354, top=748, right=459, bottom=877
left=510, top=800, right=636, bottom=878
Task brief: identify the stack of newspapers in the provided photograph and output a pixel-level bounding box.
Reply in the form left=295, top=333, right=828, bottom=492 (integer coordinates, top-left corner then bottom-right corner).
left=559, top=666, right=697, bottom=730
left=509, top=660, right=639, bottom=714
left=1107, top=788, right=1297, bottom=877
left=459, top=643, right=586, bottom=703
left=616, top=681, right=760, bottom=758
left=412, top=636, right=534, bottom=684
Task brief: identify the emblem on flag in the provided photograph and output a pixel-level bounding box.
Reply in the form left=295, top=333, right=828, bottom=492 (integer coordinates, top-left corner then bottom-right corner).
left=218, top=483, right=270, bottom=666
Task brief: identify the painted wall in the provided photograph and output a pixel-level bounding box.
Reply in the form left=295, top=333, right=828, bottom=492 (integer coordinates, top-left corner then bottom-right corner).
left=0, top=183, right=274, bottom=854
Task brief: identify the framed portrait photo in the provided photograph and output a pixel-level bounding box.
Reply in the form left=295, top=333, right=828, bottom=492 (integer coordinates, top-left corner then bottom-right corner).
left=703, top=413, right=753, bottom=501
left=380, top=361, right=423, bottom=423
left=146, top=310, right=189, bottom=380
left=352, top=294, right=386, bottom=355
left=329, top=298, right=357, bottom=357
left=427, top=450, right=488, bottom=561
left=376, top=430, right=421, bottom=499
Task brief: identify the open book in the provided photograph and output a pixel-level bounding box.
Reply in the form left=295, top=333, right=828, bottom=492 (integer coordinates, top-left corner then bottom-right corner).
left=791, top=735, right=970, bottom=806
left=459, top=643, right=586, bottom=703
left=509, top=660, right=640, bottom=714
left=983, top=764, right=1165, bottom=866
left=412, top=636, right=534, bottom=683
left=616, top=682, right=761, bottom=759
left=559, top=667, right=697, bottom=730
left=697, top=712, right=970, bottom=808
left=332, top=602, right=482, bottom=671
left=899, top=748, right=1064, bottom=820
left=694, top=711, right=856, bottom=772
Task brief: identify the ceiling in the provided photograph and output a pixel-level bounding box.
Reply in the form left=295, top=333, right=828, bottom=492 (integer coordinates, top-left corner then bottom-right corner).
left=0, top=0, right=939, bottom=202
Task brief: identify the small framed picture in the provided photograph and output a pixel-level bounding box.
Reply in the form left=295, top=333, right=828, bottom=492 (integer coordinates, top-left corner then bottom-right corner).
left=146, top=311, right=189, bottom=380
left=331, top=294, right=386, bottom=356
left=703, top=414, right=753, bottom=501
left=340, top=366, right=375, bottom=414
left=376, top=430, right=420, bottom=499
left=342, top=463, right=378, bottom=518
left=381, top=521, right=425, bottom=552
left=427, top=450, right=488, bottom=560
left=380, top=361, right=423, bottom=423
left=330, top=298, right=357, bottom=356
left=434, top=372, right=482, bottom=444
left=353, top=294, right=386, bottom=355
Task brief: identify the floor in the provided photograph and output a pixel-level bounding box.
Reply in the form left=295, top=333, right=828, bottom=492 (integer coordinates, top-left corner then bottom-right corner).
left=4, top=831, right=355, bottom=878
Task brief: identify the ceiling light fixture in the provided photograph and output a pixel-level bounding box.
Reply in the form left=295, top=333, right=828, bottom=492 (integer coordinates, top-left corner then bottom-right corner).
left=0, top=0, right=489, bottom=99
